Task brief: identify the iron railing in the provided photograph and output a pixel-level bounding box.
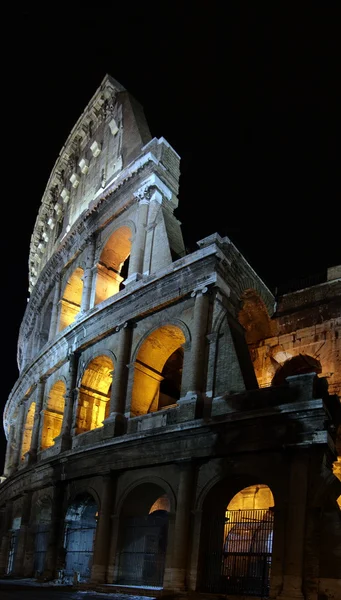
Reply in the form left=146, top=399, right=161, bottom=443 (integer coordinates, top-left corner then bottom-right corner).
left=203, top=508, right=274, bottom=598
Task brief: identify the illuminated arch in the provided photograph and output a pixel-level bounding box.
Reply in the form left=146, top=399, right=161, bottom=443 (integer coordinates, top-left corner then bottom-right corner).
left=199, top=481, right=275, bottom=596
left=21, top=402, right=36, bottom=460
left=131, top=324, right=186, bottom=416
left=75, top=355, right=114, bottom=434
left=41, top=380, right=66, bottom=450
left=95, top=225, right=132, bottom=305
left=59, top=266, right=84, bottom=331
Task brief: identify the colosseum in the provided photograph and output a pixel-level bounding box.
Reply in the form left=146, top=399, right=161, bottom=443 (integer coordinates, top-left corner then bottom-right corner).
left=0, top=74, right=340, bottom=600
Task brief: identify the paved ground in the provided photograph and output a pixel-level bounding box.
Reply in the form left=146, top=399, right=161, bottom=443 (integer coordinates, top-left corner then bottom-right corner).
left=0, top=583, right=157, bottom=600
left=0, top=591, right=156, bottom=600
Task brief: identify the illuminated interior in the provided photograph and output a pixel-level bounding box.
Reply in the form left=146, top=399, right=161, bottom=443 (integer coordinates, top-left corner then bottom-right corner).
left=21, top=402, right=36, bottom=460
left=223, top=484, right=275, bottom=580
left=149, top=494, right=171, bottom=514
left=131, top=325, right=185, bottom=416
left=59, top=266, right=84, bottom=331
left=227, top=484, right=274, bottom=512
left=75, top=355, right=114, bottom=434
left=41, top=380, right=66, bottom=450
left=95, top=226, right=131, bottom=305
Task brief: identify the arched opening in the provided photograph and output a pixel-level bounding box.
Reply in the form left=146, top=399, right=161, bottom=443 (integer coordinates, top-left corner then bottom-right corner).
left=271, top=353, right=322, bottom=386
left=200, top=482, right=274, bottom=597
left=34, top=497, right=52, bottom=576
left=63, top=493, right=98, bottom=582
left=21, top=402, right=36, bottom=460
left=7, top=517, right=21, bottom=574
left=75, top=355, right=113, bottom=435
left=238, top=290, right=276, bottom=345
left=59, top=266, right=84, bottom=331
left=131, top=325, right=185, bottom=416
left=39, top=302, right=52, bottom=350
left=41, top=381, right=66, bottom=450
left=95, top=226, right=131, bottom=305
left=117, top=483, right=170, bottom=587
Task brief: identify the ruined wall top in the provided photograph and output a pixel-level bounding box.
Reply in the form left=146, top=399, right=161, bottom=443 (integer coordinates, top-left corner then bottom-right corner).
left=28, top=74, right=152, bottom=292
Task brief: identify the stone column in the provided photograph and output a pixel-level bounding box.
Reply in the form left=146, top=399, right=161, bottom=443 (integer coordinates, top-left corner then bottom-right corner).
left=107, top=514, right=120, bottom=583
left=204, top=331, right=220, bottom=416
left=164, top=461, right=195, bottom=590
left=28, top=378, right=46, bottom=463
left=11, top=401, right=26, bottom=470
left=187, top=509, right=203, bottom=591
left=91, top=475, right=115, bottom=582
left=58, top=351, right=80, bottom=451
left=104, top=323, right=133, bottom=437
left=0, top=503, right=12, bottom=575
left=124, top=362, right=137, bottom=418
left=178, top=287, right=210, bottom=421
left=182, top=287, right=210, bottom=397
left=125, top=195, right=149, bottom=284
left=3, top=421, right=16, bottom=477
left=277, top=451, right=309, bottom=600
left=49, top=275, right=61, bottom=341
left=14, top=492, right=33, bottom=576
left=44, top=482, right=65, bottom=579
left=80, top=236, right=96, bottom=313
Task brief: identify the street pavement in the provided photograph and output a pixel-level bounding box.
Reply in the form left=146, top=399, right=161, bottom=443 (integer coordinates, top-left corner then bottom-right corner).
left=0, top=584, right=157, bottom=600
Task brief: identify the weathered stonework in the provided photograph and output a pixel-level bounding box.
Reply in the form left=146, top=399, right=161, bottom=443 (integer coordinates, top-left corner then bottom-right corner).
left=0, top=75, right=340, bottom=599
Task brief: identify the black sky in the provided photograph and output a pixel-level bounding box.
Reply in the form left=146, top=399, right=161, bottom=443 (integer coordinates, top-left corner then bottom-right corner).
left=1, top=3, right=340, bottom=468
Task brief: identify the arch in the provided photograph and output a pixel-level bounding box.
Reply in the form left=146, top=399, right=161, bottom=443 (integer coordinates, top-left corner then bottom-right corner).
left=116, top=480, right=171, bottom=587
left=41, top=380, right=66, bottom=450
left=116, top=475, right=176, bottom=516
left=63, top=492, right=98, bottom=582
left=271, top=353, right=322, bottom=386
left=234, top=277, right=275, bottom=317
left=21, top=401, right=36, bottom=460
left=75, top=354, right=114, bottom=435
left=199, top=480, right=275, bottom=596
left=131, top=323, right=187, bottom=416
left=95, top=225, right=132, bottom=305
left=238, top=289, right=277, bottom=344
left=59, top=266, right=84, bottom=331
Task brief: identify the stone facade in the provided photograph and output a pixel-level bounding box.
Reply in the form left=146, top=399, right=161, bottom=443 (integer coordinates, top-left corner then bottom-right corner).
left=0, top=75, right=340, bottom=600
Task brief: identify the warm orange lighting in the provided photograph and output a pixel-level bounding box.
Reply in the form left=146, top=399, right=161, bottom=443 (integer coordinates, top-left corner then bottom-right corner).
left=59, top=267, right=84, bottom=331
left=76, top=355, right=114, bottom=434
left=95, top=226, right=131, bottom=305
left=131, top=325, right=185, bottom=416
left=41, top=380, right=66, bottom=450
left=21, top=402, right=36, bottom=460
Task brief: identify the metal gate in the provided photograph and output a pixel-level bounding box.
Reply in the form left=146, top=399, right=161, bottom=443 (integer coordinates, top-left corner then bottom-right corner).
left=118, top=512, right=168, bottom=586
left=64, top=523, right=96, bottom=580
left=34, top=523, right=50, bottom=575
left=203, top=508, right=274, bottom=598
left=7, top=529, right=19, bottom=574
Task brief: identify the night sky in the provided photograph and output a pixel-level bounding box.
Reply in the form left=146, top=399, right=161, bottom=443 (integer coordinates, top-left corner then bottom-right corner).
left=1, top=4, right=340, bottom=470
